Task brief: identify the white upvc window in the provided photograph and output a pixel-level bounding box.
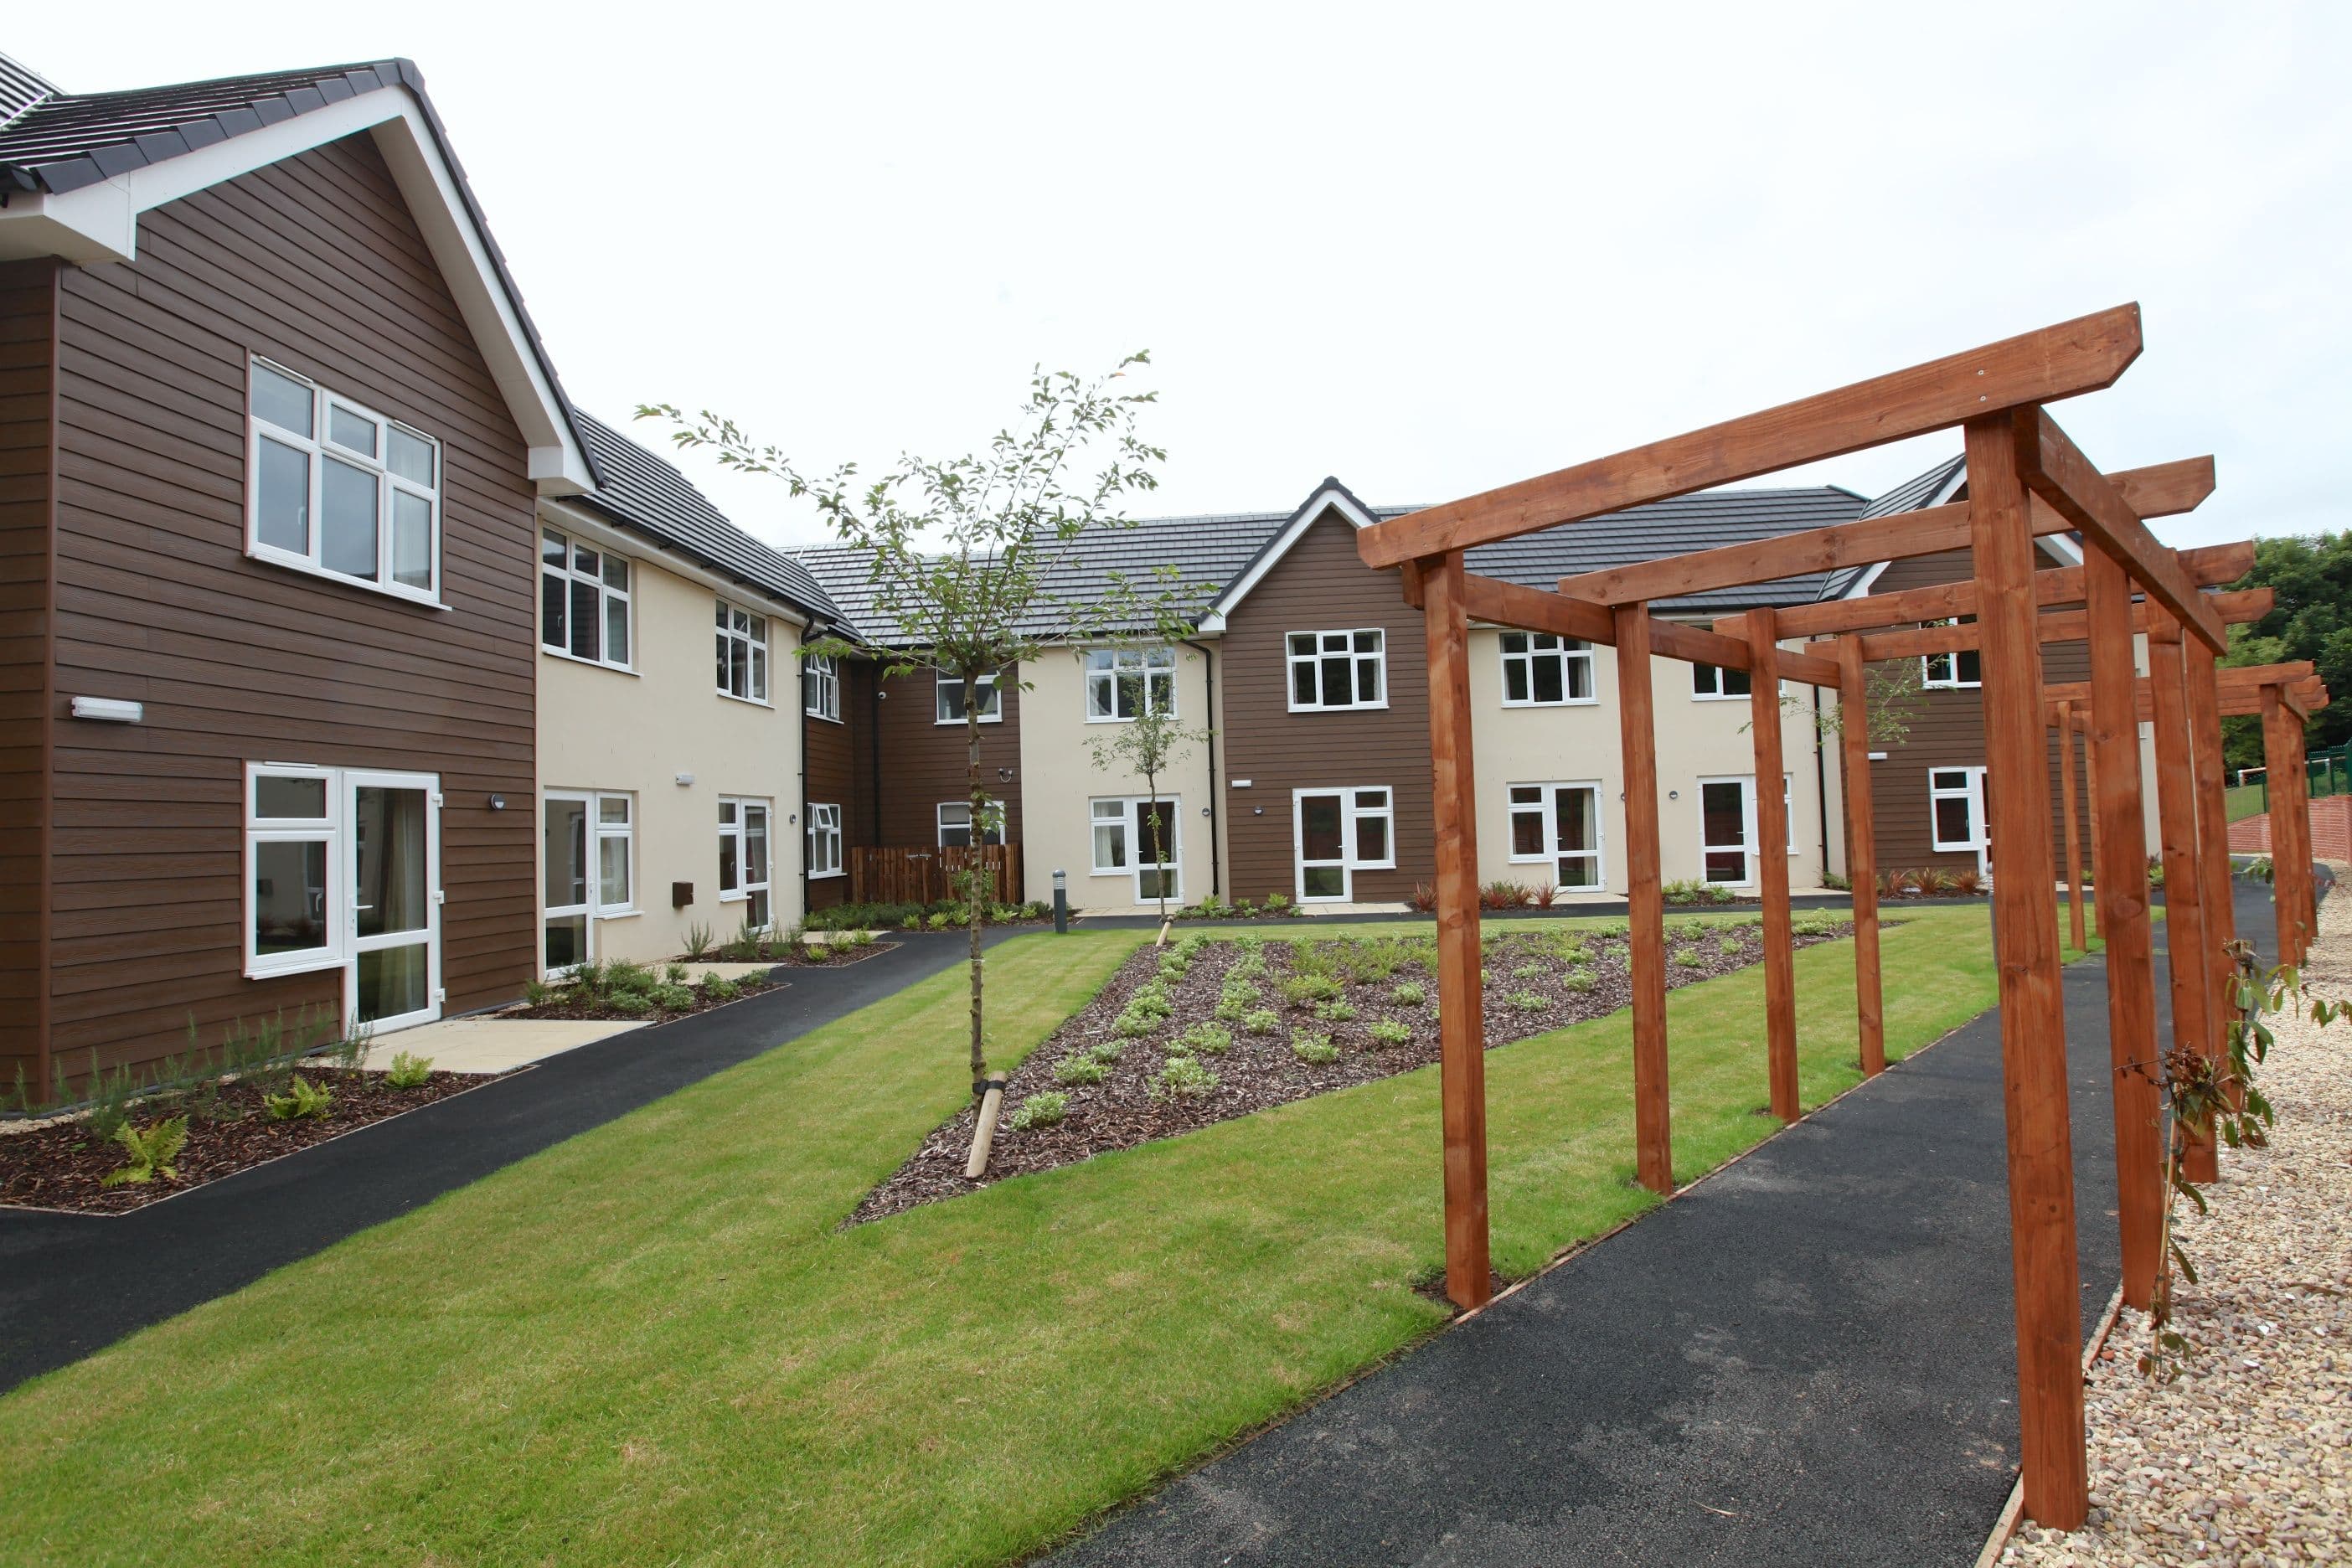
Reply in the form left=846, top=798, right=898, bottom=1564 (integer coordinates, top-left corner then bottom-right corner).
left=718, top=797, right=773, bottom=929
left=937, top=800, right=1007, bottom=848
left=540, top=527, right=632, bottom=669
left=807, top=802, right=843, bottom=879
left=802, top=653, right=841, bottom=720
left=246, top=358, right=441, bottom=605
left=936, top=672, right=1002, bottom=724
left=716, top=601, right=770, bottom=703
left=1085, top=646, right=1176, bottom=720
left=1090, top=796, right=1180, bottom=901
left=1507, top=782, right=1605, bottom=889
left=594, top=795, right=635, bottom=914
left=1930, top=766, right=1988, bottom=851
left=1498, top=632, right=1595, bottom=706
left=1691, top=661, right=1752, bottom=699
left=1293, top=787, right=1394, bottom=902
left=245, top=763, right=338, bottom=977
left=1922, top=619, right=1983, bottom=689
left=1287, top=630, right=1386, bottom=711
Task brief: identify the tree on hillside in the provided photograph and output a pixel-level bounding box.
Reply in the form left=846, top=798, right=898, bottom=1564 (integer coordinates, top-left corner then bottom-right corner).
left=1084, top=645, right=1211, bottom=926
left=641, top=357, right=1203, bottom=1100
left=2222, top=534, right=2352, bottom=773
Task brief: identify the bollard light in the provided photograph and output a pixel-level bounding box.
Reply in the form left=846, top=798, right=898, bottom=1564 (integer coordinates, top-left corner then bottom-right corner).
left=1052, top=868, right=1069, bottom=935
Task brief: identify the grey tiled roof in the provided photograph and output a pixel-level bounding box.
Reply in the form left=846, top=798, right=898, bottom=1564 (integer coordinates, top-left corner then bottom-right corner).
left=0, top=57, right=420, bottom=193
left=797, top=508, right=1302, bottom=647
left=1463, top=485, right=1870, bottom=612
left=571, top=411, right=838, bottom=622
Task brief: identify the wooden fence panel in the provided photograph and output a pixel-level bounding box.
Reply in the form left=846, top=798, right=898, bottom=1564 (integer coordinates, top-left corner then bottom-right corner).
left=846, top=845, right=1024, bottom=906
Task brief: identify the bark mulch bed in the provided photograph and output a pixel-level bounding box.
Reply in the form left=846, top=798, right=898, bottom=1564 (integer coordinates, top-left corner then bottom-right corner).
left=854, top=917, right=1859, bottom=1222
left=0, top=1068, right=512, bottom=1215
left=504, top=966, right=792, bottom=1023
left=772, top=940, right=901, bottom=968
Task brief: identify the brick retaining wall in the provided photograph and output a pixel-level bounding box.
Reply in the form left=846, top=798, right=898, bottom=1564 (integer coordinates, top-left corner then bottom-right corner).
left=2230, top=794, right=2352, bottom=862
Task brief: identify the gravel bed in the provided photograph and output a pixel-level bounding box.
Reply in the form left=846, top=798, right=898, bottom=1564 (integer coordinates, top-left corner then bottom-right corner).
left=2005, top=891, right=2352, bottom=1568
left=854, top=916, right=1856, bottom=1223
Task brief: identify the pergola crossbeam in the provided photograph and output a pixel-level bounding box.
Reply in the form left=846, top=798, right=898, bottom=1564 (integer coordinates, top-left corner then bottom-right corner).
left=1844, top=585, right=2272, bottom=661
left=1445, top=571, right=1843, bottom=687
left=1356, top=303, right=2147, bottom=569
left=2015, top=409, right=2227, bottom=651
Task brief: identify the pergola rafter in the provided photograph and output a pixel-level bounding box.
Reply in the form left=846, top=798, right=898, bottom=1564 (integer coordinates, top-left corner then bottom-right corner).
left=1363, top=302, right=2280, bottom=1531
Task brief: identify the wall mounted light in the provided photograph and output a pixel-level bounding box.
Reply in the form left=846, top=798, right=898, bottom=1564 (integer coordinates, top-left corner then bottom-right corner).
left=674, top=772, right=695, bottom=787
left=487, top=794, right=507, bottom=811
left=70, top=696, right=142, bottom=723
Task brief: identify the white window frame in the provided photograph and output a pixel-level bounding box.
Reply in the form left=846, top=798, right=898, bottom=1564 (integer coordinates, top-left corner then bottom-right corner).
left=1691, top=662, right=1752, bottom=701
left=245, top=762, right=340, bottom=978
left=1085, top=646, right=1177, bottom=722
left=807, top=802, right=843, bottom=879
left=539, top=527, right=633, bottom=671
left=1696, top=775, right=1756, bottom=888
left=1921, top=621, right=1983, bottom=689
left=718, top=796, right=774, bottom=929
left=593, top=793, right=636, bottom=916
left=1498, top=632, right=1596, bottom=707
left=936, top=672, right=1003, bottom=725
left=1506, top=781, right=1607, bottom=890
left=1088, top=795, right=1180, bottom=904
left=1286, top=629, right=1388, bottom=712
left=802, top=652, right=841, bottom=720
left=1292, top=786, right=1395, bottom=903
left=1930, top=766, right=1990, bottom=870
left=716, top=601, right=771, bottom=704
left=936, top=800, right=1007, bottom=848
left=245, top=358, right=441, bottom=606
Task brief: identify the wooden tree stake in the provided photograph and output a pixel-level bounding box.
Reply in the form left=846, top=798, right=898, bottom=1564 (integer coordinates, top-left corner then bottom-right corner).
left=1748, top=609, right=1800, bottom=1121
left=1836, top=637, right=1885, bottom=1075
left=1971, top=415, right=2088, bottom=1529
left=1422, top=553, right=1491, bottom=1309
left=2084, top=548, right=2164, bottom=1312
left=1615, top=601, right=1674, bottom=1194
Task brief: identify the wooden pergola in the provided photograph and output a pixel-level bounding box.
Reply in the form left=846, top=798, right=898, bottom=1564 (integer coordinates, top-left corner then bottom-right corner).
left=1358, top=305, right=2323, bottom=1529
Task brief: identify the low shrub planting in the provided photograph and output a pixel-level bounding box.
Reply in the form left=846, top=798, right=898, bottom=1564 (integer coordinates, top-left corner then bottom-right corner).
left=1005, top=1092, right=1069, bottom=1132
left=1150, top=1058, right=1219, bottom=1101
left=1290, top=1032, right=1338, bottom=1065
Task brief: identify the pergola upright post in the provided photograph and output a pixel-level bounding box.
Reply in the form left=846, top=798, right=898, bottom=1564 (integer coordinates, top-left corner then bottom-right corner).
left=1836, top=637, right=1885, bottom=1075
left=2056, top=701, right=2087, bottom=952
left=1971, top=414, right=2088, bottom=1529
left=1421, top=552, right=1491, bottom=1310
left=2186, top=644, right=2238, bottom=1031
left=2083, top=549, right=2164, bottom=1312
left=1614, top=601, right=1674, bottom=1194
left=2146, top=619, right=2217, bottom=1184
left=2261, top=686, right=2314, bottom=964
left=1746, top=609, right=1799, bottom=1121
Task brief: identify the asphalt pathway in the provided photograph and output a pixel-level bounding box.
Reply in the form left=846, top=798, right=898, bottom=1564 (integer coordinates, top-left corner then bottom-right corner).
left=1048, top=880, right=2288, bottom=1568
left=0, top=930, right=1012, bottom=1394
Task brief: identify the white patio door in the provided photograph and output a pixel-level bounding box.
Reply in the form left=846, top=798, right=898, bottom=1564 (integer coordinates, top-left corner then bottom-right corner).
left=1509, top=783, right=1604, bottom=890
left=346, top=770, right=441, bottom=1032
left=1296, top=791, right=1350, bottom=902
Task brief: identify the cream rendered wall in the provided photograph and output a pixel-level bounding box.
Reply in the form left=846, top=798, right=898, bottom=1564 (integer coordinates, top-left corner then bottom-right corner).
left=537, top=521, right=805, bottom=971
left=1017, top=644, right=1217, bottom=912
left=1467, top=627, right=1834, bottom=897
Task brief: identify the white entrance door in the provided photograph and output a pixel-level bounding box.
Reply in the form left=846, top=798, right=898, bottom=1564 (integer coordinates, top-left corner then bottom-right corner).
left=346, top=770, right=441, bottom=1032
left=1508, top=783, right=1605, bottom=891
left=1698, top=776, right=1756, bottom=888
left=1929, top=766, right=1990, bottom=877
left=1296, top=790, right=1350, bottom=902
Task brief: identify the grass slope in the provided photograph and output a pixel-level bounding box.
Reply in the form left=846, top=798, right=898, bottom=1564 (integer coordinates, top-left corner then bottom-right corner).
left=3, top=908, right=2033, bottom=1566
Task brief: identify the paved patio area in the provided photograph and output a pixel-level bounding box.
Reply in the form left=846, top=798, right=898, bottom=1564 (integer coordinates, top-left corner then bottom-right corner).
left=350, top=1015, right=647, bottom=1074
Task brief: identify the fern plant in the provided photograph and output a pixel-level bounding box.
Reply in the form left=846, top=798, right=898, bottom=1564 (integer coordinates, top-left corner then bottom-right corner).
left=264, top=1075, right=334, bottom=1121
left=102, top=1116, right=189, bottom=1186
left=384, top=1052, right=434, bottom=1090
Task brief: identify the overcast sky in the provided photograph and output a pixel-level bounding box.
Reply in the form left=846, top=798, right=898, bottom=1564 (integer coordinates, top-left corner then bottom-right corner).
left=12, top=3, right=2348, bottom=553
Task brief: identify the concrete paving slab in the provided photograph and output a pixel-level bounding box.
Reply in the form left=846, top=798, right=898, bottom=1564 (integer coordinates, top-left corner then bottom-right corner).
left=348, top=1017, right=647, bottom=1074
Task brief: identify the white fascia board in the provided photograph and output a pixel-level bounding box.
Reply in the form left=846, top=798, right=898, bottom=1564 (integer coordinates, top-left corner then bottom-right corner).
left=539, top=497, right=812, bottom=628
left=1196, top=484, right=1385, bottom=634
left=0, top=90, right=592, bottom=497
left=1839, top=457, right=1969, bottom=602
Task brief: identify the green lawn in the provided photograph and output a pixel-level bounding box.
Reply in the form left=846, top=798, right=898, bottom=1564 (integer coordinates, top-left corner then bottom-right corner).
left=2, top=907, right=2035, bottom=1566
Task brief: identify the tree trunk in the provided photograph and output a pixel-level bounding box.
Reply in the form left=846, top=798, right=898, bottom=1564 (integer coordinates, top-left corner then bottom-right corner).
left=967, top=694, right=987, bottom=1094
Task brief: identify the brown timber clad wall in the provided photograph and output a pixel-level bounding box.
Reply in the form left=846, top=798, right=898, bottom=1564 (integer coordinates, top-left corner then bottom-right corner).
left=802, top=658, right=879, bottom=910
left=873, top=664, right=1022, bottom=849
left=0, top=259, right=57, bottom=1087
left=1221, top=508, right=1431, bottom=903
left=1862, top=544, right=2092, bottom=875
left=46, top=132, right=539, bottom=1075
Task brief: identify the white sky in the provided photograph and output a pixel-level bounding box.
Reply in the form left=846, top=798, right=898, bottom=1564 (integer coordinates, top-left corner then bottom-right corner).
left=11, top=3, right=2348, bottom=553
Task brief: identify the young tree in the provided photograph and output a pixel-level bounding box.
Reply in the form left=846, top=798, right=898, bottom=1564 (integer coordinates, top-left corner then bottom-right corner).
left=1083, top=647, right=1211, bottom=926
left=641, top=357, right=1202, bottom=1097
